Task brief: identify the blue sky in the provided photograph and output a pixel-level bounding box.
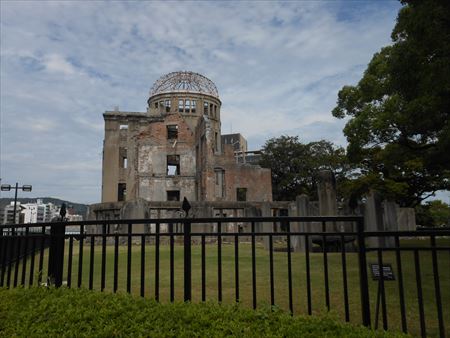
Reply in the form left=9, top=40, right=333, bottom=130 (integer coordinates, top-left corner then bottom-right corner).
left=3, top=0, right=436, bottom=205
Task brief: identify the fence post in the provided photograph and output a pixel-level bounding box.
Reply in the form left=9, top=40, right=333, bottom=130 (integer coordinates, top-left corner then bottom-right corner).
left=357, top=217, right=371, bottom=327
left=48, top=222, right=66, bottom=287
left=184, top=219, right=191, bottom=301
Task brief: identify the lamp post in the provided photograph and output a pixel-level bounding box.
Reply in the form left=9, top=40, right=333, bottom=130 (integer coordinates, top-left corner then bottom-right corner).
left=1, top=183, right=32, bottom=234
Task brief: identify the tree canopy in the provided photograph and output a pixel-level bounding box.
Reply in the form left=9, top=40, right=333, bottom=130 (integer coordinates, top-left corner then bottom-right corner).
left=415, top=200, right=450, bottom=227
left=332, top=0, right=450, bottom=207
left=260, top=136, right=349, bottom=201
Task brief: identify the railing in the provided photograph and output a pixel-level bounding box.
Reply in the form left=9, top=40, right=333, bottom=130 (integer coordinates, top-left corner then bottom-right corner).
left=0, top=216, right=449, bottom=337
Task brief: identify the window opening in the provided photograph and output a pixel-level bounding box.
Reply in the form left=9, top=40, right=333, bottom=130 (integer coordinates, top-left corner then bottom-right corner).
left=118, top=183, right=127, bottom=202
left=119, top=148, right=127, bottom=168
left=154, top=102, right=158, bottom=109
left=167, top=125, right=178, bottom=140
left=120, top=156, right=128, bottom=168
left=214, top=105, right=217, bottom=118
left=204, top=102, right=208, bottom=114
left=209, top=103, right=213, bottom=116
left=178, top=99, right=184, bottom=113
left=215, top=132, right=219, bottom=152
left=192, top=100, right=196, bottom=113
left=236, top=188, right=247, bottom=201
left=167, top=190, right=180, bottom=201
left=215, top=169, right=225, bottom=198
left=185, top=99, right=191, bottom=113
left=165, top=100, right=171, bottom=112
left=167, top=155, right=180, bottom=175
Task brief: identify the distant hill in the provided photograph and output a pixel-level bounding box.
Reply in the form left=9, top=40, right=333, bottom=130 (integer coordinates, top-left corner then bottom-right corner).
left=0, top=197, right=89, bottom=219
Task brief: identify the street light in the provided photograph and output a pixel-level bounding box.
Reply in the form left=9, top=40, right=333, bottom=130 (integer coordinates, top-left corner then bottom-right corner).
left=1, top=183, right=32, bottom=231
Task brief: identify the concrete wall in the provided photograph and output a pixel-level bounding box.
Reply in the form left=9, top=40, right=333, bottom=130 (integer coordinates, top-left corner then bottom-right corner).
left=102, top=119, right=120, bottom=202
left=397, top=207, right=416, bottom=231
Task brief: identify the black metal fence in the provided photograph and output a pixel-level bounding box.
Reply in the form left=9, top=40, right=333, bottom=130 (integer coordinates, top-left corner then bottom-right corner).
left=0, top=216, right=449, bottom=337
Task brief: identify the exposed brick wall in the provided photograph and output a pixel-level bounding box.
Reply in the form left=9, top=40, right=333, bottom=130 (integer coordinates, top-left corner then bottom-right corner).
left=102, top=95, right=272, bottom=204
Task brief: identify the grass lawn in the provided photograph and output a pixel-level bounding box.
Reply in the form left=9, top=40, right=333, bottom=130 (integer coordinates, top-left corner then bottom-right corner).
left=8, top=237, right=450, bottom=337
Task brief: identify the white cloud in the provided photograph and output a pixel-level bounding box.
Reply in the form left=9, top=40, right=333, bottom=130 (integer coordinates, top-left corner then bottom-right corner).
left=27, top=118, right=58, bottom=132
left=0, top=0, right=403, bottom=204
left=43, top=54, right=77, bottom=75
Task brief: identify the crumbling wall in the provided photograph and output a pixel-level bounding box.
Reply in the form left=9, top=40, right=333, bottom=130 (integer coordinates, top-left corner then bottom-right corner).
left=102, top=112, right=148, bottom=203
left=135, top=113, right=197, bottom=201
left=195, top=119, right=272, bottom=203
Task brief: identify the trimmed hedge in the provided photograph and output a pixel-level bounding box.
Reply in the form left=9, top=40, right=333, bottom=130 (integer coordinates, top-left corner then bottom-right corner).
left=0, top=287, right=406, bottom=337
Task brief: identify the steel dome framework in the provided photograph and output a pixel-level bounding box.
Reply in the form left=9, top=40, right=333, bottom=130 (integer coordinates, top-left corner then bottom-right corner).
left=149, top=71, right=219, bottom=99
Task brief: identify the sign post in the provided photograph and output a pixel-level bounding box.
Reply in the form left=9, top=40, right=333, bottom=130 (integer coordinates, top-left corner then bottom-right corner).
left=370, top=263, right=395, bottom=329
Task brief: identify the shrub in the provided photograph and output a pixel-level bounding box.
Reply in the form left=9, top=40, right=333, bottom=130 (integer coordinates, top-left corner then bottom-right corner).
left=0, top=287, right=407, bottom=337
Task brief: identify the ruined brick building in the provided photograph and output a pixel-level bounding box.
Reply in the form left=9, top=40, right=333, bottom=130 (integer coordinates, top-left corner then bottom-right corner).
left=96, top=71, right=272, bottom=220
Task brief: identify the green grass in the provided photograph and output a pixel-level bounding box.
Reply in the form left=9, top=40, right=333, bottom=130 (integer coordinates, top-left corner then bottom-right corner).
left=0, top=287, right=408, bottom=337
left=6, top=238, right=449, bottom=337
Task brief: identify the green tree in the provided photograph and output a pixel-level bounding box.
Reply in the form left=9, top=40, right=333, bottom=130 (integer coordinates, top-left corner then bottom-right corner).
left=260, top=136, right=349, bottom=201
left=332, top=0, right=450, bottom=207
left=415, top=200, right=450, bottom=227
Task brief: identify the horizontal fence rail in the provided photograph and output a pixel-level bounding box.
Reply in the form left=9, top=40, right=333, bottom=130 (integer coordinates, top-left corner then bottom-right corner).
left=1, top=216, right=449, bottom=337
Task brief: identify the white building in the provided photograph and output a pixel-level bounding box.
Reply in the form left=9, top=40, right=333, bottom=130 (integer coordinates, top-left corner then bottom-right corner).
left=21, top=203, right=39, bottom=223
left=2, top=202, right=25, bottom=224
left=2, top=199, right=84, bottom=225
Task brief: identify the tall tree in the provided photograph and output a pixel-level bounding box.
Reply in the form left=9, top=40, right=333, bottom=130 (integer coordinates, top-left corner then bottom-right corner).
left=332, top=0, right=450, bottom=207
left=260, top=136, right=349, bottom=201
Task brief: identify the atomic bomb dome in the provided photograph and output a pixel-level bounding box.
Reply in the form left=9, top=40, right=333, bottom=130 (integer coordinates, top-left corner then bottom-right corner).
left=100, top=71, right=272, bottom=211
left=149, top=71, right=219, bottom=99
